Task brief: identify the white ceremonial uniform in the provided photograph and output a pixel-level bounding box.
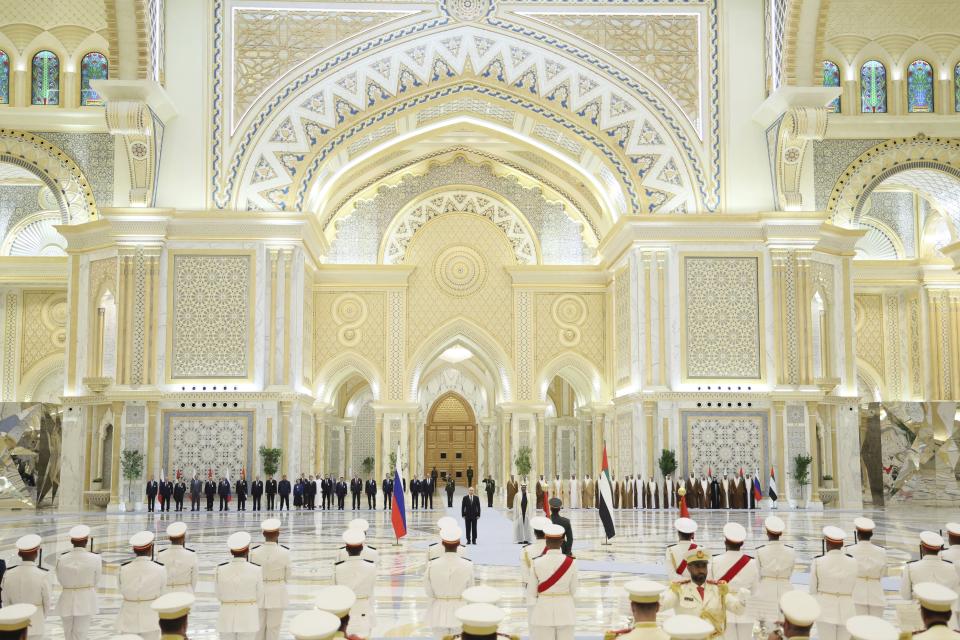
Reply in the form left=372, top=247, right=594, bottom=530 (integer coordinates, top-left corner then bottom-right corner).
left=334, top=556, right=377, bottom=637
left=424, top=552, right=475, bottom=638
left=156, top=545, right=198, bottom=594
left=809, top=550, right=857, bottom=640
left=335, top=544, right=379, bottom=563
left=55, top=547, right=102, bottom=640
left=1, top=560, right=51, bottom=638
left=116, top=556, right=167, bottom=640
left=528, top=549, right=578, bottom=640
left=250, top=542, right=291, bottom=640
left=661, top=580, right=747, bottom=638
left=711, top=551, right=760, bottom=640
left=846, top=541, right=886, bottom=616
left=428, top=542, right=468, bottom=562
left=914, top=625, right=960, bottom=639
left=521, top=539, right=548, bottom=601
left=754, top=542, right=795, bottom=619
left=941, top=545, right=960, bottom=578
left=666, top=542, right=704, bottom=581
left=553, top=478, right=562, bottom=502
left=215, top=557, right=264, bottom=640
left=900, top=555, right=960, bottom=627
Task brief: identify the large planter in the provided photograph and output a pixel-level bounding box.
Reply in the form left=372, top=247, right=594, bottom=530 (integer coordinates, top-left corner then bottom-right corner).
left=795, top=498, right=808, bottom=509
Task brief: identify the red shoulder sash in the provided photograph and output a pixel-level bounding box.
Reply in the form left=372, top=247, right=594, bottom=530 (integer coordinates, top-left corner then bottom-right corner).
left=718, top=554, right=752, bottom=583
left=675, top=542, right=698, bottom=575
left=538, top=555, right=574, bottom=593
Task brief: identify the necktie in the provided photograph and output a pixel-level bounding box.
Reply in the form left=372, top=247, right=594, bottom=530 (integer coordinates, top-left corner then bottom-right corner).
left=697, top=586, right=705, bottom=599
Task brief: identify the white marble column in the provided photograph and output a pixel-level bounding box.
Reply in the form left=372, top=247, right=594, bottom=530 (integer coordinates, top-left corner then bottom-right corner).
left=58, top=404, right=87, bottom=511
left=836, top=401, right=863, bottom=508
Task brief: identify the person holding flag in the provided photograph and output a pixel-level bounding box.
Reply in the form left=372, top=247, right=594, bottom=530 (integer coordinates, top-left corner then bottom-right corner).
left=596, top=444, right=616, bottom=542
left=391, top=445, right=407, bottom=542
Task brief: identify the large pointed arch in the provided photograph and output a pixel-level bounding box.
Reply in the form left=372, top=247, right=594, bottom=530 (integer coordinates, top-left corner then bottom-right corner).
left=315, top=352, right=384, bottom=405
left=536, top=352, right=604, bottom=409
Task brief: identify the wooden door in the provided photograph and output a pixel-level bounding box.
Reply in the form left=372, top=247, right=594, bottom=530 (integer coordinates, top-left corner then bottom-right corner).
left=424, top=392, right=477, bottom=486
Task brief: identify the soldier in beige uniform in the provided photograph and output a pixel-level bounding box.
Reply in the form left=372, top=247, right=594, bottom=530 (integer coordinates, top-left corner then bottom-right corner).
left=151, top=591, right=194, bottom=640
left=334, top=529, right=377, bottom=637
left=55, top=525, right=101, bottom=640
left=940, top=522, right=960, bottom=570
left=314, top=585, right=362, bottom=640
left=424, top=526, right=475, bottom=639
left=666, top=518, right=704, bottom=582
left=710, top=523, right=759, bottom=640
left=845, top=517, right=886, bottom=617
left=0, top=604, right=37, bottom=640
left=289, top=609, right=342, bottom=640
left=774, top=591, right=820, bottom=640
left=661, top=548, right=747, bottom=639
left=913, top=582, right=960, bottom=639
left=900, top=531, right=960, bottom=628
left=603, top=580, right=668, bottom=640
left=337, top=519, right=380, bottom=563
left=1, top=534, right=51, bottom=639
left=520, top=517, right=550, bottom=600
left=844, top=615, right=898, bottom=640
left=754, top=516, right=795, bottom=621
left=808, top=526, right=857, bottom=640
left=528, top=523, right=578, bottom=640
left=116, top=531, right=167, bottom=640
left=215, top=531, right=264, bottom=640
left=250, top=518, right=291, bottom=640
left=156, top=522, right=198, bottom=594
left=429, top=517, right=465, bottom=562
left=662, top=615, right=715, bottom=640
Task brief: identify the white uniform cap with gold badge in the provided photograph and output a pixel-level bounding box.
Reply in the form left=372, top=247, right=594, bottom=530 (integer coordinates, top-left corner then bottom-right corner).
left=342, top=528, right=365, bottom=547
left=15, top=534, right=41, bottom=553
left=227, top=531, right=251, bottom=552
left=920, top=531, right=944, bottom=551
left=764, top=516, right=785, bottom=535
left=130, top=531, right=154, bottom=550
left=314, top=585, right=357, bottom=618
left=0, top=604, right=37, bottom=632
left=531, top=516, right=550, bottom=531
left=290, top=610, right=341, bottom=640
left=462, top=585, right=503, bottom=605
left=455, top=603, right=505, bottom=635
left=845, top=615, right=898, bottom=640
left=853, top=517, right=875, bottom=533
left=544, top=523, right=565, bottom=539
left=151, top=592, right=195, bottom=620
left=166, top=522, right=187, bottom=538
left=674, top=518, right=697, bottom=535
left=440, top=527, right=462, bottom=544
left=348, top=518, right=369, bottom=532
left=437, top=516, right=457, bottom=531
left=914, top=582, right=958, bottom=612
left=625, top=579, right=666, bottom=604
left=822, top=526, right=845, bottom=543
left=723, top=522, right=746, bottom=544
left=261, top=518, right=281, bottom=533
left=778, top=590, right=820, bottom=626
left=662, top=614, right=714, bottom=640
left=684, top=547, right=711, bottom=564
left=69, top=525, right=90, bottom=541
left=946, top=522, right=960, bottom=537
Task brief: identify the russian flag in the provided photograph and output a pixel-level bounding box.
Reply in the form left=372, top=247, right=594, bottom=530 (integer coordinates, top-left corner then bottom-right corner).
left=391, top=445, right=407, bottom=540
left=752, top=470, right=763, bottom=501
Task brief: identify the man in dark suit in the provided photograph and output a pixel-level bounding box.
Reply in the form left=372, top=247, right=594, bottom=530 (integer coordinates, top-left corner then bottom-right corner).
left=278, top=474, right=291, bottom=510
left=173, top=477, right=186, bottom=511
left=307, top=475, right=317, bottom=509
left=217, top=476, right=231, bottom=511
left=159, top=477, right=173, bottom=512
left=204, top=476, right=216, bottom=510
left=350, top=476, right=362, bottom=510
left=410, top=476, right=419, bottom=510
left=431, top=466, right=439, bottom=497
left=466, top=465, right=474, bottom=488
left=424, top=475, right=434, bottom=509
left=251, top=476, right=264, bottom=511
left=336, top=476, right=348, bottom=510
left=322, top=475, right=333, bottom=510
left=365, top=477, right=377, bottom=509
left=145, top=476, right=158, bottom=512
left=235, top=475, right=248, bottom=510
left=483, top=475, right=496, bottom=507
left=446, top=476, right=456, bottom=507
left=190, top=474, right=202, bottom=511
left=382, top=475, right=392, bottom=509
left=549, top=497, right=574, bottom=556
left=266, top=475, right=277, bottom=510
left=461, top=486, right=481, bottom=545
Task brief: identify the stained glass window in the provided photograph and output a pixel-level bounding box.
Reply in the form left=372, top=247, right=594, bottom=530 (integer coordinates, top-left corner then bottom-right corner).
left=80, top=52, right=108, bottom=106
left=954, top=63, right=960, bottom=112
left=860, top=60, right=887, bottom=113
left=0, top=51, right=8, bottom=105
left=31, top=51, right=59, bottom=105
left=907, top=59, right=934, bottom=113
left=823, top=60, right=841, bottom=113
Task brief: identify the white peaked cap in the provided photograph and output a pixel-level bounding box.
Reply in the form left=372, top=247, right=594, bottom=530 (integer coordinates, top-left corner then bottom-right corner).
left=455, top=603, right=505, bottom=635
left=662, top=614, right=714, bottom=639
left=764, top=516, right=785, bottom=535
left=462, top=585, right=503, bottom=605
left=845, top=615, right=898, bottom=640
left=228, top=531, right=251, bottom=552
left=822, top=526, right=845, bottom=543
left=531, top=516, right=550, bottom=531
left=723, top=522, right=746, bottom=543
left=314, top=585, right=356, bottom=617
left=440, top=527, right=463, bottom=543
left=914, top=582, right=959, bottom=612
left=69, top=525, right=91, bottom=540
left=290, top=610, right=341, bottom=640
left=261, top=518, right=281, bottom=533
left=544, top=523, right=565, bottom=539
left=921, top=531, right=944, bottom=550
left=0, top=604, right=37, bottom=632
left=129, top=531, right=154, bottom=549
left=437, top=516, right=457, bottom=531
left=625, top=579, right=666, bottom=604
left=151, top=592, right=195, bottom=620
left=779, top=591, right=820, bottom=626
left=15, top=534, right=40, bottom=553
left=166, top=522, right=187, bottom=538
left=348, top=518, right=369, bottom=532
left=853, top=517, right=875, bottom=532
left=342, top=529, right=365, bottom=547
left=674, top=517, right=697, bottom=534
left=946, top=522, right=960, bottom=536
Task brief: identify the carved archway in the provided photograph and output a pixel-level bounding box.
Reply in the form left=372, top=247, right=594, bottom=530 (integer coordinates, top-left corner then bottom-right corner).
left=424, top=391, right=477, bottom=486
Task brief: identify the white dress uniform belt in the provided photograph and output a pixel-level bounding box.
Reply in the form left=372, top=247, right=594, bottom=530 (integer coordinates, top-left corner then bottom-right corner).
left=62, top=585, right=96, bottom=590
left=222, top=599, right=257, bottom=604
left=123, top=597, right=155, bottom=602
left=434, top=595, right=460, bottom=600
left=264, top=578, right=286, bottom=583
left=169, top=581, right=193, bottom=587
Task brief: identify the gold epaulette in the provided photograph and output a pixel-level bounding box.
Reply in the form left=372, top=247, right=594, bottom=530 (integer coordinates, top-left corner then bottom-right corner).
left=442, top=634, right=460, bottom=640
left=604, top=628, right=633, bottom=640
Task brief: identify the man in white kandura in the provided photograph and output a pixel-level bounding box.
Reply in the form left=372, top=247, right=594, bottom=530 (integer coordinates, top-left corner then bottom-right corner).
left=754, top=516, right=795, bottom=622
left=2, top=534, right=51, bottom=639
left=157, top=522, right=198, bottom=594
left=846, top=517, right=886, bottom=617
left=711, top=523, right=759, bottom=640
left=568, top=475, right=579, bottom=509
left=528, top=523, right=578, bottom=640
left=55, top=525, right=101, bottom=640
left=424, top=526, right=475, bottom=639
left=900, top=531, right=960, bottom=629
left=215, top=531, right=264, bottom=640
left=116, top=531, right=166, bottom=640
left=250, top=518, right=291, bottom=640
left=513, top=484, right=534, bottom=544
left=809, top=526, right=857, bottom=640
left=334, top=528, right=377, bottom=637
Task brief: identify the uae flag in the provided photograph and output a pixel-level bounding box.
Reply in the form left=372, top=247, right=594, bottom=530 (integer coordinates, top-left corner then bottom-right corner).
left=768, top=466, right=779, bottom=502
left=597, top=444, right=616, bottom=540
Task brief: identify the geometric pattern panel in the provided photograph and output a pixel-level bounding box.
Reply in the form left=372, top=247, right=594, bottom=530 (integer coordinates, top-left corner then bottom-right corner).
left=170, top=254, right=253, bottom=379
left=683, top=256, right=761, bottom=379
left=313, top=291, right=386, bottom=377
left=19, top=290, right=67, bottom=377
left=162, top=411, right=254, bottom=479
left=534, top=292, right=606, bottom=374
left=682, top=411, right=769, bottom=479
left=854, top=293, right=885, bottom=380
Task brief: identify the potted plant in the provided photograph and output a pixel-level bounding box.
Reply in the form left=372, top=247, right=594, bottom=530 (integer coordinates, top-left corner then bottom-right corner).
left=120, top=449, right=144, bottom=511
left=361, top=456, right=375, bottom=478
left=658, top=449, right=677, bottom=480
left=259, top=446, right=282, bottom=477
left=389, top=451, right=398, bottom=473
left=515, top=446, right=532, bottom=482
left=822, top=474, right=834, bottom=489
left=793, top=454, right=813, bottom=509
left=91, top=477, right=103, bottom=491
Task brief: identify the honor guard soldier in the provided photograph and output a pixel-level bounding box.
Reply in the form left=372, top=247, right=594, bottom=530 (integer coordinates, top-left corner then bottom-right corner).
left=711, top=523, right=759, bottom=640
left=250, top=518, right=291, bottom=640
left=337, top=519, right=379, bottom=563
left=548, top=498, right=574, bottom=556
left=900, top=531, right=960, bottom=628
left=157, top=522, right=198, bottom=594
left=662, top=615, right=714, bottom=640
left=666, top=518, right=702, bottom=582
left=334, top=530, right=377, bottom=637
left=775, top=591, right=820, bottom=639
left=0, top=604, right=37, bottom=640
left=429, top=517, right=459, bottom=562
left=55, top=525, right=101, bottom=640
left=215, top=532, right=264, bottom=640
left=808, top=526, right=857, bottom=640
left=315, top=585, right=364, bottom=640
left=290, top=610, right=342, bottom=640
left=445, top=602, right=517, bottom=640
left=151, top=592, right=194, bottom=640
left=844, top=615, right=898, bottom=640
left=116, top=531, right=167, bottom=640
left=462, top=586, right=503, bottom=606
left=913, top=582, right=959, bottom=639
left=755, top=516, right=795, bottom=621
left=604, top=579, right=668, bottom=640
left=2, top=534, right=50, bottom=639
left=661, top=547, right=747, bottom=639
left=528, top=524, right=578, bottom=640
left=425, top=527, right=475, bottom=639
left=520, top=517, right=551, bottom=601
left=846, top=517, right=886, bottom=617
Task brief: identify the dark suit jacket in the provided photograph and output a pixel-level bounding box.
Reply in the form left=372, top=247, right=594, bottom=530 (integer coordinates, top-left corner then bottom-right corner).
left=204, top=481, right=216, bottom=497
left=173, top=482, right=186, bottom=499
left=382, top=479, right=392, bottom=493
left=551, top=511, right=574, bottom=556
left=190, top=479, right=202, bottom=497
left=336, top=482, right=347, bottom=497
left=251, top=480, right=264, bottom=496
left=365, top=480, right=377, bottom=495
left=350, top=478, right=362, bottom=494
left=217, top=480, right=231, bottom=497
left=146, top=481, right=158, bottom=497
left=235, top=480, right=248, bottom=497
left=278, top=480, right=291, bottom=496
left=159, top=481, right=173, bottom=498
left=461, top=494, right=481, bottom=520
left=266, top=479, right=278, bottom=495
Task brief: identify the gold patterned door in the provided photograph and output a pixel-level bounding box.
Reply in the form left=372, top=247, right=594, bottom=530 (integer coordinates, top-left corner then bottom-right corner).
left=424, top=392, right=477, bottom=486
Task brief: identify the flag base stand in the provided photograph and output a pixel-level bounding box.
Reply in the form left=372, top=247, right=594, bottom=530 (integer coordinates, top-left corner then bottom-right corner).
left=600, top=537, right=612, bottom=546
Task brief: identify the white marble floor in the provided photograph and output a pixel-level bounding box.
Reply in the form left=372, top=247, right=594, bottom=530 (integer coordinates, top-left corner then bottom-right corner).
left=3, top=498, right=950, bottom=638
